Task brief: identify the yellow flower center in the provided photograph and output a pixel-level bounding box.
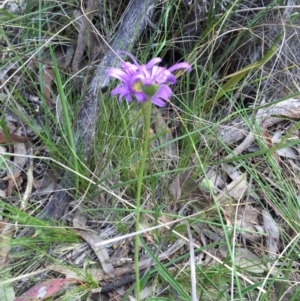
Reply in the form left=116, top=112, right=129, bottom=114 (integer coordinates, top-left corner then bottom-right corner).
left=132, top=81, right=143, bottom=92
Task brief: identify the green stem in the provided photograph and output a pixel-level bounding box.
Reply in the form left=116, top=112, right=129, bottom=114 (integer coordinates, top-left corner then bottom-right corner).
left=135, top=100, right=152, bottom=300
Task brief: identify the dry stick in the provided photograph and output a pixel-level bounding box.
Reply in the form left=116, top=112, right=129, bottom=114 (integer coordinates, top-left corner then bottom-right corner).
left=71, top=0, right=98, bottom=75
left=185, top=221, right=198, bottom=301
left=34, top=0, right=156, bottom=222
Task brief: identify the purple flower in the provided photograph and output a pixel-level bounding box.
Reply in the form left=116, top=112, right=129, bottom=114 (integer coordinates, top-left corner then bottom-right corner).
left=107, top=51, right=192, bottom=107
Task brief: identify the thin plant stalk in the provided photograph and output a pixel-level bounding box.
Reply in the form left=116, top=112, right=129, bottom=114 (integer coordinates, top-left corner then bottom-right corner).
left=135, top=99, right=152, bottom=300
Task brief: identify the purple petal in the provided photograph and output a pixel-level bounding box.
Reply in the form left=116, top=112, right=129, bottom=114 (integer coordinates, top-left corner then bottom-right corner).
left=124, top=94, right=133, bottom=102
left=111, top=86, right=122, bottom=96
left=139, top=65, right=151, bottom=79
left=155, top=85, right=172, bottom=100
left=118, top=50, right=140, bottom=66
left=116, top=88, right=133, bottom=102
left=111, top=86, right=131, bottom=100
left=120, top=62, right=139, bottom=74
left=149, top=66, right=165, bottom=82
left=151, top=97, right=167, bottom=107
left=160, top=72, right=176, bottom=84
left=145, top=57, right=162, bottom=69
left=107, top=68, right=130, bottom=82
left=151, top=66, right=176, bottom=84
left=168, top=62, right=192, bottom=73
left=149, top=85, right=172, bottom=107
left=135, top=92, right=147, bottom=102
left=130, top=71, right=146, bottom=82
left=142, top=78, right=154, bottom=86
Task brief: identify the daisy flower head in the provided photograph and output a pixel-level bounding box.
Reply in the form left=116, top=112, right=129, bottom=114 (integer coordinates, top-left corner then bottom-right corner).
left=107, top=51, right=192, bottom=107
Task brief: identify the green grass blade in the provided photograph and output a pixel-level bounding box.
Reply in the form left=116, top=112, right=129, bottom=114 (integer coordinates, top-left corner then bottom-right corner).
left=49, top=45, right=79, bottom=194
left=141, top=240, right=190, bottom=300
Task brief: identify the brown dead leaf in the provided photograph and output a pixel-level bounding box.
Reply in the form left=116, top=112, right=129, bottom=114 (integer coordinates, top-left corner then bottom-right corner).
left=218, top=245, right=266, bottom=273
left=234, top=248, right=266, bottom=273
left=217, top=174, right=248, bottom=205
left=140, top=221, right=154, bottom=244
left=206, top=167, right=225, bottom=192
left=0, top=62, right=20, bottom=86
left=169, top=171, right=203, bottom=201
left=262, top=210, right=279, bottom=259
left=13, top=278, right=78, bottom=301
left=235, top=205, right=264, bottom=241
left=158, top=214, right=173, bottom=224
left=42, top=67, right=55, bottom=108
left=2, top=131, right=27, bottom=196
left=272, top=130, right=299, bottom=159
left=5, top=176, right=23, bottom=198
left=169, top=174, right=181, bottom=201
left=73, top=215, right=114, bottom=277
left=152, top=106, right=179, bottom=165
left=0, top=219, right=13, bottom=266
left=261, top=120, right=273, bottom=149
left=33, top=170, right=58, bottom=196
left=0, top=130, right=31, bottom=144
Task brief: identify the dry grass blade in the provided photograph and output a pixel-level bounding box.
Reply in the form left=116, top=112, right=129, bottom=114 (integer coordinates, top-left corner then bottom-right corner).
left=185, top=221, right=198, bottom=301
left=21, top=147, right=33, bottom=210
